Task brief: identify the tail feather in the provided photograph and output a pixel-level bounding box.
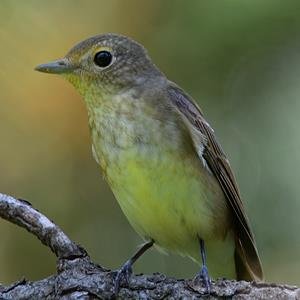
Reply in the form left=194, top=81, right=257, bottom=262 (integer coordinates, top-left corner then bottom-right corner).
left=234, top=238, right=264, bottom=281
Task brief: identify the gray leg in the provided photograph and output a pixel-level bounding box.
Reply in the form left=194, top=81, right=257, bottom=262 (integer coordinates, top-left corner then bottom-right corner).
left=193, top=238, right=211, bottom=293
left=114, top=240, right=154, bottom=294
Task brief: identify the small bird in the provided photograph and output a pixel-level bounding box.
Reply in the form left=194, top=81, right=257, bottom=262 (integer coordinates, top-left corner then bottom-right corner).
left=35, top=33, right=263, bottom=292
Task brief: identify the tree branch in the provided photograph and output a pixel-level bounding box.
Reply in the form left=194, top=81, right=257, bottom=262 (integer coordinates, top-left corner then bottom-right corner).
left=0, top=193, right=299, bottom=299
left=0, top=193, right=86, bottom=259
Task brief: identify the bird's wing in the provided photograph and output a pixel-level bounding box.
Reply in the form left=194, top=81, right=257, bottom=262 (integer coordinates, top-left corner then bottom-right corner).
left=167, top=83, right=263, bottom=281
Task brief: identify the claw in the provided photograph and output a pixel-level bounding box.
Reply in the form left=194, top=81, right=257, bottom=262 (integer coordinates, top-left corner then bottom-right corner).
left=193, top=265, right=211, bottom=294
left=113, top=241, right=154, bottom=296
left=114, top=260, right=133, bottom=294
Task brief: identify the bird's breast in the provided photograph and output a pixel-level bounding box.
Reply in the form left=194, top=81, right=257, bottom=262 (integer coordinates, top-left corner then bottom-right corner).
left=87, top=94, right=230, bottom=261
left=88, top=95, right=189, bottom=180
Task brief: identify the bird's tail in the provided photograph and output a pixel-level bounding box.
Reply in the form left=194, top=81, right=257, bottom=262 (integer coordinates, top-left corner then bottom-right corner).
left=234, top=238, right=264, bottom=281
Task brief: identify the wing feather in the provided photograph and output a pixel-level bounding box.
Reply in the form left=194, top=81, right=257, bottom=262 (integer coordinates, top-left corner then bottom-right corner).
left=167, top=83, right=263, bottom=281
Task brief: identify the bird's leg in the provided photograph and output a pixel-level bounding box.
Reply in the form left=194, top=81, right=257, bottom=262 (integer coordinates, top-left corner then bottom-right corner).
left=114, top=240, right=154, bottom=294
left=193, top=238, right=211, bottom=293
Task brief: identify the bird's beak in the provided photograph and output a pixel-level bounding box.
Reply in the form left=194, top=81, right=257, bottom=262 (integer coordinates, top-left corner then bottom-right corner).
left=35, top=58, right=75, bottom=74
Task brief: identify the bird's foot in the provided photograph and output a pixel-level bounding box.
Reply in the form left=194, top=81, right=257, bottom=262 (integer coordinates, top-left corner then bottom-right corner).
left=193, top=265, right=211, bottom=294
left=114, top=260, right=133, bottom=294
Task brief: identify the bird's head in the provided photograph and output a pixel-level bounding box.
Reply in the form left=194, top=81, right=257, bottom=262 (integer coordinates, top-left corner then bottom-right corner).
left=35, top=33, right=162, bottom=97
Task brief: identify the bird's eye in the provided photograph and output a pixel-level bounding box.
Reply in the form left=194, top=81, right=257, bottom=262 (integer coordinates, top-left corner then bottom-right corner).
left=94, top=51, right=113, bottom=68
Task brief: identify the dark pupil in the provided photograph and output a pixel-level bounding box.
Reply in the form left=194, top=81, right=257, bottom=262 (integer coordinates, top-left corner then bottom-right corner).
left=94, top=51, right=112, bottom=67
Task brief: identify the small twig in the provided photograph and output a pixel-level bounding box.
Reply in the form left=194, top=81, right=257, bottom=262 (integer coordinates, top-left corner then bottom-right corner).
left=0, top=193, right=86, bottom=259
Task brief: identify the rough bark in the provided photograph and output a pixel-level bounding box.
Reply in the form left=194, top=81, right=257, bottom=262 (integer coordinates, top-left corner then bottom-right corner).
left=0, top=193, right=299, bottom=300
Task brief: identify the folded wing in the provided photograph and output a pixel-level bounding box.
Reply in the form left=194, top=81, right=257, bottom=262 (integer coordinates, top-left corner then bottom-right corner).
left=167, top=83, right=263, bottom=281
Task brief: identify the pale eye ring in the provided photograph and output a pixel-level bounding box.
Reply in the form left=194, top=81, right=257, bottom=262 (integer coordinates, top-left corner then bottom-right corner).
left=94, top=51, right=113, bottom=68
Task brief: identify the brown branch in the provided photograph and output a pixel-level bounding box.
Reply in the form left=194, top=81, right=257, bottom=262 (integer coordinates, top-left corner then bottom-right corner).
left=0, top=193, right=86, bottom=259
left=0, top=193, right=299, bottom=300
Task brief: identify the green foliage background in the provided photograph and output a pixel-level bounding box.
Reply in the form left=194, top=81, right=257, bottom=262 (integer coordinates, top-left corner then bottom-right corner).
left=0, top=0, right=300, bottom=285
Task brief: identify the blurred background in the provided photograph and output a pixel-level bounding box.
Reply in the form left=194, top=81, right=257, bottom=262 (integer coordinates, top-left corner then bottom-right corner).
left=0, top=0, right=300, bottom=286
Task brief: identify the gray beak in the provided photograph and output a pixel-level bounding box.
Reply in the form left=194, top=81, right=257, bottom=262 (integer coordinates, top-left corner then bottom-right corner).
left=35, top=59, right=75, bottom=74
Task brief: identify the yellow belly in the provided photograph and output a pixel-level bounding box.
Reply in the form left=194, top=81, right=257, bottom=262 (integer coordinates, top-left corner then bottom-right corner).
left=104, top=149, right=236, bottom=278
left=88, top=90, right=236, bottom=278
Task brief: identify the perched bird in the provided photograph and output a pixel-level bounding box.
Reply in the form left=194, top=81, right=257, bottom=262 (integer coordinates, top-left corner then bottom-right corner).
left=35, top=33, right=263, bottom=292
